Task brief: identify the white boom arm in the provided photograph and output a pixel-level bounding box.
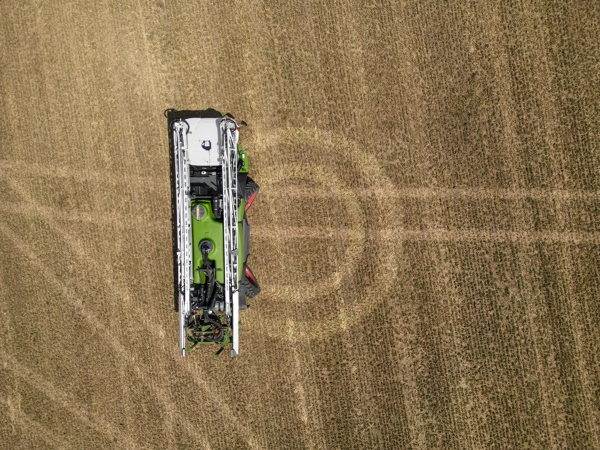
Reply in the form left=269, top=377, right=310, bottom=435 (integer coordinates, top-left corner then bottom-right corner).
left=173, top=119, right=192, bottom=356
left=221, top=119, right=240, bottom=357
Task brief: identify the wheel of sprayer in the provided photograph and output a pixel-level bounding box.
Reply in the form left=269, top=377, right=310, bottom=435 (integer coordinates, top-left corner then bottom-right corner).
left=241, top=265, right=261, bottom=298
left=244, top=177, right=260, bottom=211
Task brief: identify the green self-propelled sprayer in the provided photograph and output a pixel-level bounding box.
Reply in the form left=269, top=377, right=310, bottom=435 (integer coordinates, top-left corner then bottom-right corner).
left=167, top=109, right=260, bottom=357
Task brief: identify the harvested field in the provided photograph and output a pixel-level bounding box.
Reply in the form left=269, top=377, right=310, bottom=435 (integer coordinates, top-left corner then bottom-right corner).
left=1, top=0, right=600, bottom=448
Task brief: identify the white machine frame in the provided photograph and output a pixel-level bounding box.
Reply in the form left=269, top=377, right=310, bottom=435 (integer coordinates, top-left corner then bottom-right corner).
left=172, top=117, right=240, bottom=357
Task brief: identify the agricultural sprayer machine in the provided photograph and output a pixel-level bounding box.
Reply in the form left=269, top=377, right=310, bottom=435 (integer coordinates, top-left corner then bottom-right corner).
left=166, top=109, right=260, bottom=357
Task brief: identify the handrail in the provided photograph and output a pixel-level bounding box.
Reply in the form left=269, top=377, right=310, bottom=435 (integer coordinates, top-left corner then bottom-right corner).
left=220, top=119, right=240, bottom=357
left=173, top=119, right=192, bottom=356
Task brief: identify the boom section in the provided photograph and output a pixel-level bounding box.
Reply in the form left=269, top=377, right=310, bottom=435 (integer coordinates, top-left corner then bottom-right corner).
left=220, top=119, right=240, bottom=357
left=173, top=119, right=192, bottom=356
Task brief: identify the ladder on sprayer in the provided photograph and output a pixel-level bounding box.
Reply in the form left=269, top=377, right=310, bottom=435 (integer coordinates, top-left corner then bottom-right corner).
left=173, top=119, right=192, bottom=356
left=221, top=119, right=240, bottom=357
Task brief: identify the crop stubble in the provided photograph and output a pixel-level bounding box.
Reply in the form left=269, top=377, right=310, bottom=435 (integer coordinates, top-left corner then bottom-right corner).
left=1, top=0, right=599, bottom=449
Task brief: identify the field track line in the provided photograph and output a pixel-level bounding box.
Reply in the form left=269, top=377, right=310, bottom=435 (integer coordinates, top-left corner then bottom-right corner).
left=289, top=345, right=317, bottom=449
left=0, top=202, right=144, bottom=227
left=0, top=395, right=71, bottom=449
left=7, top=159, right=598, bottom=204
left=0, top=159, right=161, bottom=190
left=253, top=225, right=600, bottom=244
left=0, top=347, right=139, bottom=449
left=0, top=220, right=258, bottom=449
left=516, top=246, right=567, bottom=446
left=263, top=185, right=600, bottom=201
left=3, top=237, right=259, bottom=448
left=560, top=246, right=600, bottom=447
left=432, top=245, right=478, bottom=448
left=0, top=223, right=165, bottom=449
left=0, top=179, right=259, bottom=448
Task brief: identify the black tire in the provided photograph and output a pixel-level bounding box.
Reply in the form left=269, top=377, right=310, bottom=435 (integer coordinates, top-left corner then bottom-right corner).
left=244, top=177, right=260, bottom=208
left=241, top=277, right=260, bottom=298
left=241, top=266, right=261, bottom=298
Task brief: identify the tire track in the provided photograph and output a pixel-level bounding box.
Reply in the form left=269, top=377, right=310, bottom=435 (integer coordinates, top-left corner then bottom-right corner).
left=0, top=220, right=256, bottom=450
left=261, top=185, right=600, bottom=201
left=255, top=225, right=600, bottom=245
left=0, top=394, right=70, bottom=449
left=248, top=127, right=399, bottom=342
left=0, top=201, right=145, bottom=227
left=560, top=239, right=600, bottom=446
left=2, top=179, right=261, bottom=449
left=0, top=347, right=139, bottom=449
left=0, top=222, right=165, bottom=449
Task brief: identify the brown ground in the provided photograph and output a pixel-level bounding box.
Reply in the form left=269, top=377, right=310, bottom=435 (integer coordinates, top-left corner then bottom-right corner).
left=1, top=0, right=599, bottom=448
